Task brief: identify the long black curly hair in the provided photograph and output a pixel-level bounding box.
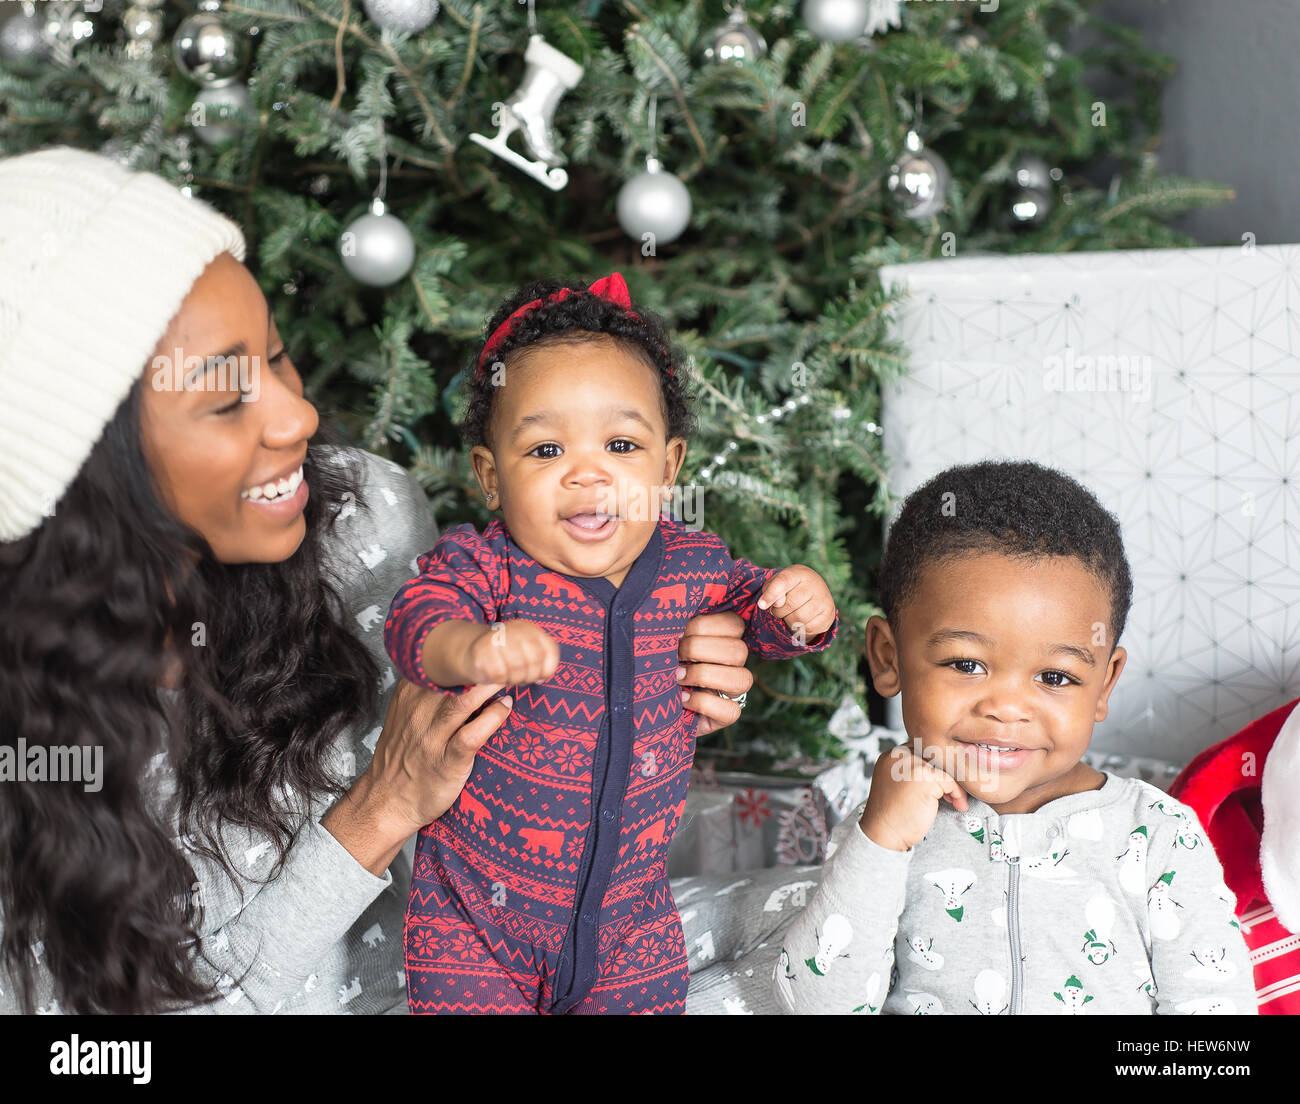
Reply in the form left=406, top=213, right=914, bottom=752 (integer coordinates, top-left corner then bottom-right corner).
left=461, top=276, right=696, bottom=449
left=878, top=459, right=1134, bottom=647
left=0, top=378, right=379, bottom=1014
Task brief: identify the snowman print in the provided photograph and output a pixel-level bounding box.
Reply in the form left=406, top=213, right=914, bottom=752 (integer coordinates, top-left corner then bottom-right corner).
left=988, top=829, right=1005, bottom=862
left=926, top=869, right=976, bottom=922
left=775, top=947, right=797, bottom=1003
left=1116, top=825, right=1150, bottom=895
left=905, top=990, right=944, bottom=1015
left=1053, top=974, right=1095, bottom=1013
left=1184, top=946, right=1237, bottom=983
left=970, top=970, right=1008, bottom=1015
left=1022, top=845, right=1073, bottom=880
left=1148, top=799, right=1204, bottom=851
left=805, top=913, right=853, bottom=976
left=850, top=971, right=883, bottom=1014
left=906, top=935, right=944, bottom=971
left=1147, top=871, right=1183, bottom=941
left=1080, top=891, right=1118, bottom=966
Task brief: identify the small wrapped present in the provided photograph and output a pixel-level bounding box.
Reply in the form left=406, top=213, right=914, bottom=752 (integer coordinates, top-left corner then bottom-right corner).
left=669, top=749, right=872, bottom=877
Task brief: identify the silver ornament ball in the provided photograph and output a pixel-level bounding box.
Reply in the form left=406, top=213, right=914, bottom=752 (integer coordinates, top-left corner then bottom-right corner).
left=122, top=4, right=164, bottom=58
left=339, top=207, right=416, bottom=287
left=43, top=1, right=96, bottom=50
left=1011, top=152, right=1052, bottom=191
left=0, top=8, right=52, bottom=64
left=700, top=10, right=767, bottom=65
left=122, top=5, right=164, bottom=42
left=173, top=12, right=248, bottom=86
left=802, top=0, right=871, bottom=43
left=1008, top=187, right=1053, bottom=227
left=192, top=81, right=251, bottom=147
left=886, top=132, right=950, bottom=220
left=361, top=0, right=439, bottom=34
left=617, top=161, right=692, bottom=245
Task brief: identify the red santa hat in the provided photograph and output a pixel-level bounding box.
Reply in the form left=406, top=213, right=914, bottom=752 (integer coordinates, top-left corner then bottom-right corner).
left=1172, top=697, right=1300, bottom=932
left=1260, top=703, right=1300, bottom=933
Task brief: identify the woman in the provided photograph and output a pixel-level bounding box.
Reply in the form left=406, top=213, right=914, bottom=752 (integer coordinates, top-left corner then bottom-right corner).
left=0, top=147, right=753, bottom=1015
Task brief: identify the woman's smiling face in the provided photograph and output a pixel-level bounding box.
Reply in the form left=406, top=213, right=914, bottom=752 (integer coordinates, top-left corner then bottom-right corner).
left=866, top=550, right=1128, bottom=815
left=138, top=251, right=319, bottom=564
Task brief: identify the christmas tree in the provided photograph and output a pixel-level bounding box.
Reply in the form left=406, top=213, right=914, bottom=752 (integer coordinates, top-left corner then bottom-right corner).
left=0, top=0, right=1232, bottom=758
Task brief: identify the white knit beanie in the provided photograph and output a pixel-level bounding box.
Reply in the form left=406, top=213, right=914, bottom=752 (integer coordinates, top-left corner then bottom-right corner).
left=0, top=145, right=247, bottom=542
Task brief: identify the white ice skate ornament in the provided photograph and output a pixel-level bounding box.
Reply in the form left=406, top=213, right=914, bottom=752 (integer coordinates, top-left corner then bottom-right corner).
left=469, top=35, right=584, bottom=192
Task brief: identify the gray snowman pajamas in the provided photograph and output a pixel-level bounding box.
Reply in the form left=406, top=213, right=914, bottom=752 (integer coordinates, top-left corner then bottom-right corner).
left=772, top=773, right=1257, bottom=1014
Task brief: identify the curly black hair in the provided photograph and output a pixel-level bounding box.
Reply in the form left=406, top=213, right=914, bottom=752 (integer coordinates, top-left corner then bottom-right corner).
left=0, top=378, right=379, bottom=1014
left=878, top=460, right=1133, bottom=648
left=460, top=276, right=696, bottom=449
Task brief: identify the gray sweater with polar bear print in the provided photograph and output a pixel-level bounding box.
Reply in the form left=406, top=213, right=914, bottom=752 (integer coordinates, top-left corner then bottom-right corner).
left=772, top=772, right=1256, bottom=1015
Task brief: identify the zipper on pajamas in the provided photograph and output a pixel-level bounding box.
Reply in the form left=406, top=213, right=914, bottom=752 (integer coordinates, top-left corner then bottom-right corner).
left=1006, top=856, right=1023, bottom=1015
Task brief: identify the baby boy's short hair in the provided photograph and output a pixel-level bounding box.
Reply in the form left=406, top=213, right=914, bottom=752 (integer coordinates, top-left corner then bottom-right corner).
left=878, top=459, right=1134, bottom=650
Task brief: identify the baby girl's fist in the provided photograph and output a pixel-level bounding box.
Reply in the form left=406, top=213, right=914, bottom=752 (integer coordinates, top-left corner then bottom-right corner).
left=757, top=565, right=836, bottom=639
left=468, top=620, right=560, bottom=686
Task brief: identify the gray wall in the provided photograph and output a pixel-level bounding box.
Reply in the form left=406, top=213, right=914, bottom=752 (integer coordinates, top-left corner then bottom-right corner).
left=1101, top=0, right=1300, bottom=246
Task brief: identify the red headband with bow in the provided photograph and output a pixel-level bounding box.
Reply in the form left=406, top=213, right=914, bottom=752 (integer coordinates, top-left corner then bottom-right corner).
left=474, top=272, right=670, bottom=378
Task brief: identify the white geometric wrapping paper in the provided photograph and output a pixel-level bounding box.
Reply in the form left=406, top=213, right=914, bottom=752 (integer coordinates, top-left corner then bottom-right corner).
left=878, top=244, right=1300, bottom=764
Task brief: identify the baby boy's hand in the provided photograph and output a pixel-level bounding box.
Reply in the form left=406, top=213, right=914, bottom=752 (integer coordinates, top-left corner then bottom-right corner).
left=756, top=565, right=836, bottom=639
left=860, top=745, right=970, bottom=853
left=467, top=620, right=560, bottom=686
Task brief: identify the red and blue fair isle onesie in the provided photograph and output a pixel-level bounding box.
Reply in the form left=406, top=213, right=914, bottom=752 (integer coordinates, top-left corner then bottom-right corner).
left=383, top=514, right=838, bottom=1014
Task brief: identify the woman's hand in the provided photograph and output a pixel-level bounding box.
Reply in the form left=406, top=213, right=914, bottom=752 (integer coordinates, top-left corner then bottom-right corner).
left=677, top=611, right=752, bottom=736
left=322, top=679, right=512, bottom=875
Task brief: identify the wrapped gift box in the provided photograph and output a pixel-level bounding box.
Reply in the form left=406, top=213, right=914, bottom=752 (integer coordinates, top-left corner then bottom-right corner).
left=667, top=752, right=872, bottom=878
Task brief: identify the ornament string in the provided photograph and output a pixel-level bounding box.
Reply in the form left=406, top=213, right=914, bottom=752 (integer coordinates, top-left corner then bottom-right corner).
left=372, top=121, right=389, bottom=215
left=647, top=93, right=658, bottom=166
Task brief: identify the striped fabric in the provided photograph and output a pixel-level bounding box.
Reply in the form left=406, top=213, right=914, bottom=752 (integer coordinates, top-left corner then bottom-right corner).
left=1239, top=904, right=1300, bottom=1013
